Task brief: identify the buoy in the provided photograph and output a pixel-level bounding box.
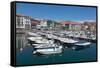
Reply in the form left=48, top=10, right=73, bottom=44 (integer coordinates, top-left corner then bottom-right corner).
left=20, top=48, right=23, bottom=51
left=33, top=51, right=36, bottom=54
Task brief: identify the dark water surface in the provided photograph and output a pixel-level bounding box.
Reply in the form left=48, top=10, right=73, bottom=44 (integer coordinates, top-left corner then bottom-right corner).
left=16, top=41, right=96, bottom=66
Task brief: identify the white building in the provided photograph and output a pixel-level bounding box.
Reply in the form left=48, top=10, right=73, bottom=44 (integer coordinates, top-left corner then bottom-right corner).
left=16, top=14, right=31, bottom=30
left=40, top=19, right=48, bottom=28
left=37, top=19, right=55, bottom=29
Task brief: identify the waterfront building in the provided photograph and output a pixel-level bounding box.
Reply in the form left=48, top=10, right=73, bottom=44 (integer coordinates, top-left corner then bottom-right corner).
left=81, top=21, right=96, bottom=39
left=37, top=19, right=57, bottom=30
left=40, top=19, right=48, bottom=28
left=47, top=20, right=55, bottom=29
left=16, top=14, right=32, bottom=33
left=31, top=19, right=40, bottom=29
left=61, top=21, right=81, bottom=30
left=81, top=21, right=96, bottom=32
left=54, top=22, right=63, bottom=30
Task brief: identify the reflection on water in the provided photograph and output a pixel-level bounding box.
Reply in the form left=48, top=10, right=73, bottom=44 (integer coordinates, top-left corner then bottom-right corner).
left=72, top=45, right=90, bottom=51
left=16, top=34, right=27, bottom=50
left=16, top=34, right=97, bottom=66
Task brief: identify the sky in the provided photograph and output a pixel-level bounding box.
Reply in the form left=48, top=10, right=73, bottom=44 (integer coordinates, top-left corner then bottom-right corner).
left=16, top=3, right=97, bottom=22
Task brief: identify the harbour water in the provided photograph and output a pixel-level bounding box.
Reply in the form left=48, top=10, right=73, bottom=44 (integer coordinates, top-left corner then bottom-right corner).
left=16, top=33, right=97, bottom=66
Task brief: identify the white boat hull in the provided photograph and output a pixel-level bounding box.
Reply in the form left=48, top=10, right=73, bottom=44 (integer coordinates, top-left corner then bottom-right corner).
left=75, top=42, right=91, bottom=46
left=33, top=46, right=63, bottom=55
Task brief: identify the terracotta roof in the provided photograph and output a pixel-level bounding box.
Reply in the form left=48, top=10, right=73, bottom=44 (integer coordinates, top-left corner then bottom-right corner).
left=16, top=14, right=32, bottom=18
left=16, top=14, right=24, bottom=16
left=31, top=20, right=40, bottom=25
left=62, top=21, right=81, bottom=25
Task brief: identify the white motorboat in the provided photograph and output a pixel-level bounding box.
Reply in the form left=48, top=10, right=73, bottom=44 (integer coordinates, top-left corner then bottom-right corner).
left=46, top=34, right=58, bottom=39
left=32, top=40, right=55, bottom=48
left=28, top=36, right=50, bottom=44
left=28, top=36, right=43, bottom=44
left=58, top=37, right=78, bottom=44
left=35, top=39, right=49, bottom=44
left=75, top=42, right=91, bottom=46
left=28, top=32, right=41, bottom=37
left=33, top=45, right=63, bottom=55
left=32, top=39, right=63, bottom=55
left=28, top=37, right=43, bottom=41
left=71, top=42, right=91, bottom=50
